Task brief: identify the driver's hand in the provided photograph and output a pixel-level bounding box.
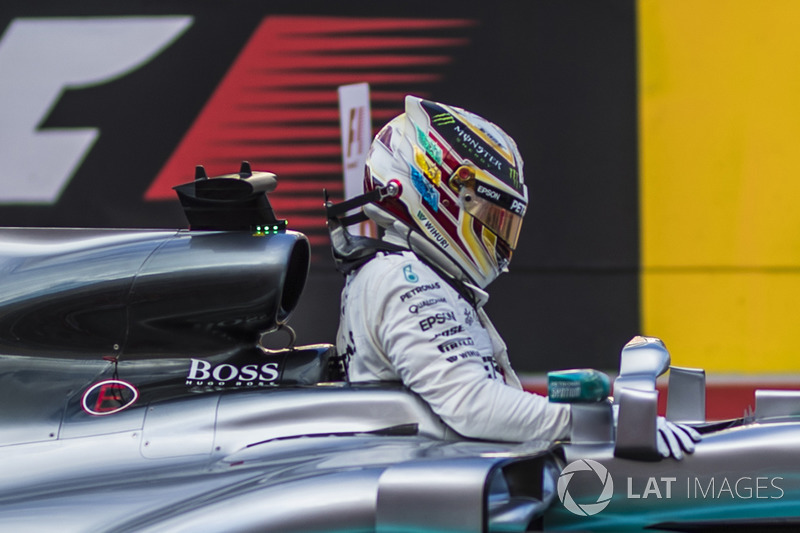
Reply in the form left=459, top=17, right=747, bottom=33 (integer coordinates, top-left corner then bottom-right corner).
left=657, top=417, right=702, bottom=460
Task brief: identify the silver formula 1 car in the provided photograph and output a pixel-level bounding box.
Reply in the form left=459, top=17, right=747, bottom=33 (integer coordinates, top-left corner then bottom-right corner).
left=0, top=165, right=798, bottom=532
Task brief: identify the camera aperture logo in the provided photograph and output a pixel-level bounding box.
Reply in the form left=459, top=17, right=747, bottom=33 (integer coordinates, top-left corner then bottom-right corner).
left=557, top=459, right=614, bottom=516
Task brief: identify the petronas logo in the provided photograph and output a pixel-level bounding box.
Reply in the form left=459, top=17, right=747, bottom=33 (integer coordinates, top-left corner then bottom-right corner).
left=432, top=113, right=455, bottom=125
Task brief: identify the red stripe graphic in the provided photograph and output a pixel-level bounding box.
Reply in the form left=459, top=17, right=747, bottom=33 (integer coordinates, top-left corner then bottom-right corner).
left=260, top=17, right=475, bottom=33
left=260, top=37, right=469, bottom=53
left=260, top=54, right=454, bottom=70
left=147, top=15, right=475, bottom=250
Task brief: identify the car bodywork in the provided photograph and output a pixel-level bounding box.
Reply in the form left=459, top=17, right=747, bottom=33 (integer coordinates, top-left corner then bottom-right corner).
left=0, top=165, right=798, bottom=532
left=545, top=337, right=800, bottom=531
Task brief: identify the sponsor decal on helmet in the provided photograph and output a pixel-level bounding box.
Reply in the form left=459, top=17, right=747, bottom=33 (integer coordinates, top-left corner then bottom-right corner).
left=437, top=337, right=476, bottom=353
left=82, top=380, right=139, bottom=416
left=474, top=181, right=527, bottom=216
left=415, top=125, right=443, bottom=164
left=419, top=311, right=457, bottom=331
left=416, top=210, right=450, bottom=249
left=403, top=264, right=420, bottom=283
left=421, top=100, right=522, bottom=193
left=399, top=282, right=441, bottom=302
left=476, top=183, right=501, bottom=201
left=185, top=359, right=280, bottom=387
left=410, top=165, right=439, bottom=211
left=432, top=112, right=456, bottom=126
left=414, top=146, right=442, bottom=185
left=409, top=297, right=446, bottom=314
left=452, top=124, right=506, bottom=172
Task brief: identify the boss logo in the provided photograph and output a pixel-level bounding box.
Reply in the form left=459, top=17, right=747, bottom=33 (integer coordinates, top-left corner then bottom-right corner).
left=185, top=359, right=280, bottom=386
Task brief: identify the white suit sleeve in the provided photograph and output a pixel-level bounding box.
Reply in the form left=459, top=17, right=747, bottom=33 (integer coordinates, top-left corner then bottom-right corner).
left=365, top=256, right=570, bottom=443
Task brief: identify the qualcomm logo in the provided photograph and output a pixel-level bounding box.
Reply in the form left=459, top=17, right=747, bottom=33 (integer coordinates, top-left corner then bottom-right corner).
left=557, top=459, right=614, bottom=516
left=0, top=16, right=192, bottom=203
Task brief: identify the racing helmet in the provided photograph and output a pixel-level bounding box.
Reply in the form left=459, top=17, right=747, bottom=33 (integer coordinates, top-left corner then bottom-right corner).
left=364, top=95, right=527, bottom=288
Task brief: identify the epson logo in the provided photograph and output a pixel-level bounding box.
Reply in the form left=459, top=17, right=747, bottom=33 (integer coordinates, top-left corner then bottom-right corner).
left=419, top=311, right=457, bottom=332
left=186, top=358, right=280, bottom=386
left=476, top=184, right=501, bottom=201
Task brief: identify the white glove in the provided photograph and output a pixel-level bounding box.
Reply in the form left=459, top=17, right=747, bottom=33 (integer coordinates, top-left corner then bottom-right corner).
left=656, top=417, right=702, bottom=460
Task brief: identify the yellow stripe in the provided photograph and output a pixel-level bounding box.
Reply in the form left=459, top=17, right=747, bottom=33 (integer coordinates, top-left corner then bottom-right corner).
left=639, top=0, right=800, bottom=371
left=460, top=214, right=491, bottom=273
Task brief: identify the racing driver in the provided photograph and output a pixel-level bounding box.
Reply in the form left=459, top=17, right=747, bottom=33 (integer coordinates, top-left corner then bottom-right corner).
left=331, top=95, right=698, bottom=457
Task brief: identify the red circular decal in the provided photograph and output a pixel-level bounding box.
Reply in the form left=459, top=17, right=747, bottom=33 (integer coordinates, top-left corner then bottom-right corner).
left=81, top=380, right=139, bottom=416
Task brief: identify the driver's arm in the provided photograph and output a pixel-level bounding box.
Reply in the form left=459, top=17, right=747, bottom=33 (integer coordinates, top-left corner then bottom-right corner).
left=368, top=255, right=571, bottom=443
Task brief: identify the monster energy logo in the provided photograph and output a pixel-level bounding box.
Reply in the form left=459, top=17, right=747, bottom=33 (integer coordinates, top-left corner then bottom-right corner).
left=509, top=168, right=520, bottom=188
left=432, top=113, right=455, bottom=125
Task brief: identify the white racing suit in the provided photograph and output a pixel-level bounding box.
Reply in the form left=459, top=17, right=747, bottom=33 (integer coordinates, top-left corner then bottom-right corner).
left=336, top=250, right=571, bottom=443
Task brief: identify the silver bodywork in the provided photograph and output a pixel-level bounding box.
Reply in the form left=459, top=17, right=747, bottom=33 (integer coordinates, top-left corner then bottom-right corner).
left=545, top=337, right=800, bottom=531
left=2, top=225, right=800, bottom=531
left=0, top=383, right=557, bottom=532
left=0, top=226, right=557, bottom=532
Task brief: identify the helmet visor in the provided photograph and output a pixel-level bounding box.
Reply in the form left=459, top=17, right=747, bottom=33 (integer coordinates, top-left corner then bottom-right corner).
left=459, top=180, right=526, bottom=249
